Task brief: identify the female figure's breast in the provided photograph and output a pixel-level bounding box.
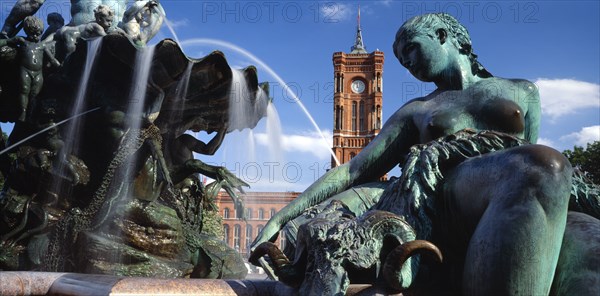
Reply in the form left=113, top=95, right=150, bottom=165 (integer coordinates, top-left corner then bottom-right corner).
left=417, top=96, right=525, bottom=143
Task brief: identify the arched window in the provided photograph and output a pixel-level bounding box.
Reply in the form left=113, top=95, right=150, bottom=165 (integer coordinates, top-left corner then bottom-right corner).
left=350, top=152, right=356, bottom=160
left=359, top=101, right=365, bottom=132
left=245, top=225, right=253, bottom=253
left=371, top=105, right=375, bottom=130
left=270, top=208, right=276, bottom=218
left=340, top=107, right=344, bottom=130
left=246, top=208, right=252, bottom=220
left=234, top=225, right=241, bottom=251
left=352, top=101, right=357, bottom=131
left=223, top=224, right=230, bottom=244
left=376, top=105, right=382, bottom=129
left=223, top=208, right=230, bottom=219
left=335, top=106, right=341, bottom=130
left=258, top=208, right=265, bottom=220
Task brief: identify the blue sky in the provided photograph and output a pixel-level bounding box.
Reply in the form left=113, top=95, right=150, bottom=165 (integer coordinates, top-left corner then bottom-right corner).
left=1, top=1, right=599, bottom=192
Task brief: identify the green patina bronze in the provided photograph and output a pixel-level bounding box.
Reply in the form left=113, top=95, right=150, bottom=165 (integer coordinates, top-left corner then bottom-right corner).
left=0, top=0, right=267, bottom=279
left=251, top=13, right=599, bottom=295
left=8, top=16, right=60, bottom=122
left=1, top=3, right=598, bottom=293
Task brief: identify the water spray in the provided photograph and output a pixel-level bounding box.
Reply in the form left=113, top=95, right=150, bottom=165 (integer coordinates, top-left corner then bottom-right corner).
left=180, top=39, right=341, bottom=166
left=0, top=107, right=101, bottom=156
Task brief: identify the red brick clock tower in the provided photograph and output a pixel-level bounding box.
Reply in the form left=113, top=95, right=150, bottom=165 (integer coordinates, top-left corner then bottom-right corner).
left=332, top=9, right=384, bottom=171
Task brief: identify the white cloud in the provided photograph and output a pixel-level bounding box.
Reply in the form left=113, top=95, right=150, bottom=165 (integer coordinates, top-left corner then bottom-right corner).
left=560, top=125, right=600, bottom=146
left=536, top=137, right=556, bottom=149
left=320, top=3, right=354, bottom=23
left=255, top=129, right=333, bottom=160
left=536, top=78, right=600, bottom=120
left=378, top=0, right=393, bottom=7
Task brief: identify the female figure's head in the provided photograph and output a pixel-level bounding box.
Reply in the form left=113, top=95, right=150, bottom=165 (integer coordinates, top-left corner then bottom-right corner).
left=393, top=13, right=492, bottom=81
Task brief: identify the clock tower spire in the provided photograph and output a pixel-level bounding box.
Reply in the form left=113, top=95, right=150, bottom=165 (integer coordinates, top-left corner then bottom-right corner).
left=350, top=5, right=367, bottom=54
left=331, top=7, right=384, bottom=175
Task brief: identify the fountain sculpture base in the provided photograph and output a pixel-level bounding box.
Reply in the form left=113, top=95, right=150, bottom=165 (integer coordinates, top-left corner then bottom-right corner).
left=0, top=272, right=398, bottom=296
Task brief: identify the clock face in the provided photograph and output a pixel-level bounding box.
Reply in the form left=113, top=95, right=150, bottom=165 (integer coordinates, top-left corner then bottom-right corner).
left=351, top=80, right=365, bottom=94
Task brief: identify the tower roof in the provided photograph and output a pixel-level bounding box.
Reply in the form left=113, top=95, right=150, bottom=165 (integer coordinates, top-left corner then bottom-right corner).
left=350, top=6, right=367, bottom=54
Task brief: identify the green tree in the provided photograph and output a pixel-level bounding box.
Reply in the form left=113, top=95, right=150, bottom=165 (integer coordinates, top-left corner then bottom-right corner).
left=563, top=141, right=600, bottom=184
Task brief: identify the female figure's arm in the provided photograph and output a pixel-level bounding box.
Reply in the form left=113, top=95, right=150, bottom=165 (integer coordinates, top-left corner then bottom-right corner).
left=523, top=81, right=541, bottom=143
left=252, top=103, right=421, bottom=247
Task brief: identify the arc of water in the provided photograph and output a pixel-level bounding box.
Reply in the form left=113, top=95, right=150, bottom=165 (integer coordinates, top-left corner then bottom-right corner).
left=127, top=45, right=156, bottom=131
left=179, top=39, right=340, bottom=166
left=0, top=108, right=100, bottom=156
left=265, top=101, right=284, bottom=164
left=176, top=62, right=194, bottom=100
left=162, top=16, right=181, bottom=46
left=47, top=38, right=103, bottom=194
left=63, top=38, right=103, bottom=156
left=228, top=69, right=250, bottom=130
left=227, top=69, right=258, bottom=163
left=94, top=45, right=157, bottom=267
left=169, top=61, right=193, bottom=123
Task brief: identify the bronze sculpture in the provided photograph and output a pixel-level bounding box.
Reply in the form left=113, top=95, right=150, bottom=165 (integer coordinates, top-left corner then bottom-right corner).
left=0, top=0, right=268, bottom=278
left=7, top=16, right=60, bottom=122
left=40, top=12, right=64, bottom=41
left=0, top=0, right=45, bottom=38
left=69, top=0, right=127, bottom=29
left=120, top=0, right=165, bottom=46
left=54, top=5, right=121, bottom=62
left=251, top=13, right=599, bottom=295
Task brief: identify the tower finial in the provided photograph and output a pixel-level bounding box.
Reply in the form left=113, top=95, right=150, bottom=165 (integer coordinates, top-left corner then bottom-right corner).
left=350, top=5, right=367, bottom=54
left=358, top=4, right=361, bottom=27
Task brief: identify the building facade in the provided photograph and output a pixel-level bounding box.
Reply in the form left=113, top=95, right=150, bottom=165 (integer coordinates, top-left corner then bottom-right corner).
left=215, top=191, right=299, bottom=258
left=332, top=11, right=384, bottom=169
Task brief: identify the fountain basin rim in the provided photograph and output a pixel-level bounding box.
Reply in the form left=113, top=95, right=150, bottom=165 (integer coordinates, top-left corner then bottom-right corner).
left=0, top=271, right=381, bottom=295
